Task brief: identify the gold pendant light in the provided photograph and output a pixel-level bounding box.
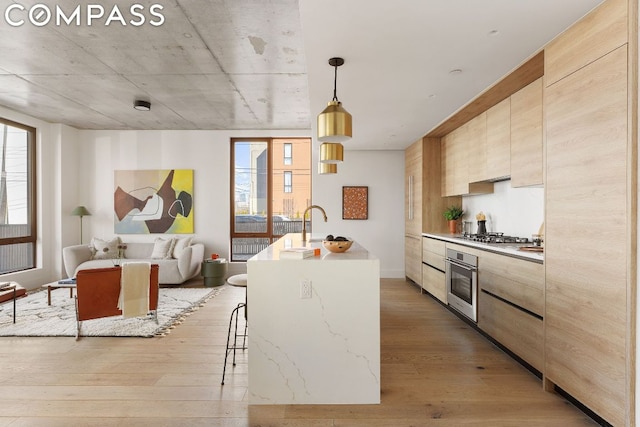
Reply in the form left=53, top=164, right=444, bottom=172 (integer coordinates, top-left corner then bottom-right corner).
left=317, top=57, right=352, bottom=142
left=318, top=162, right=337, bottom=174
left=319, top=142, right=344, bottom=164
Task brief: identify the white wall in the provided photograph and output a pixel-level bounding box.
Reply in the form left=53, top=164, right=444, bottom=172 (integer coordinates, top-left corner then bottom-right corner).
left=311, top=149, right=405, bottom=278
left=462, top=180, right=544, bottom=238
left=73, top=130, right=405, bottom=278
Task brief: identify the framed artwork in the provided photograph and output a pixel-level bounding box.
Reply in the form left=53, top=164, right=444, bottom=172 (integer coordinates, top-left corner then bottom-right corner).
left=342, top=186, right=368, bottom=220
left=114, top=169, right=194, bottom=234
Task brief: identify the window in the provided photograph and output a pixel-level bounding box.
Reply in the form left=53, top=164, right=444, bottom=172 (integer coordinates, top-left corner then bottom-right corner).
left=230, top=138, right=310, bottom=261
left=283, top=143, right=292, bottom=165
left=283, top=171, right=292, bottom=193
left=0, top=118, right=36, bottom=274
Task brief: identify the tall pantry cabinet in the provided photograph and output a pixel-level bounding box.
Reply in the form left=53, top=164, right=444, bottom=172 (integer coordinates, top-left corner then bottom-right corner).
left=404, top=139, right=423, bottom=285
left=543, top=0, right=635, bottom=425
left=405, top=138, right=456, bottom=285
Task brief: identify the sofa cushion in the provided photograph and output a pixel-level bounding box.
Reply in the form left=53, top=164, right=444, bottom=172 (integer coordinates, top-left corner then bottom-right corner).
left=90, top=237, right=121, bottom=259
left=151, top=237, right=175, bottom=259
left=172, top=236, right=193, bottom=259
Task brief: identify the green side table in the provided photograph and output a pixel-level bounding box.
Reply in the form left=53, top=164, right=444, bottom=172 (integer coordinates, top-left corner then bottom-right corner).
left=201, top=259, right=228, bottom=287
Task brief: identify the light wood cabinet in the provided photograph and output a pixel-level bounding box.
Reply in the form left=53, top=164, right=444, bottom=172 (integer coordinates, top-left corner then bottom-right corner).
left=405, top=139, right=423, bottom=237
left=405, top=235, right=422, bottom=285
left=544, top=0, right=627, bottom=87
left=478, top=291, right=543, bottom=372
left=405, top=139, right=423, bottom=285
left=421, top=237, right=446, bottom=303
left=485, top=98, right=510, bottom=179
left=441, top=122, right=493, bottom=197
left=467, top=112, right=487, bottom=183
left=545, top=44, right=628, bottom=427
left=510, top=78, right=543, bottom=187
left=476, top=250, right=544, bottom=372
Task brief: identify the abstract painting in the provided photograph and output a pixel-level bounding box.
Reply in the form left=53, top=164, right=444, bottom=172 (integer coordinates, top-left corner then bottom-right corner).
left=342, top=186, right=368, bottom=220
left=114, top=169, right=194, bottom=234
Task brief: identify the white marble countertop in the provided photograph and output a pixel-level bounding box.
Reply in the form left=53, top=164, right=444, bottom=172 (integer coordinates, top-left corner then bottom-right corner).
left=248, top=233, right=378, bottom=262
left=422, top=233, right=544, bottom=263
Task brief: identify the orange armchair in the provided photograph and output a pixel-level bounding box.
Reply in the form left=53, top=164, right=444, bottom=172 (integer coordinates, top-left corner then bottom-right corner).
left=74, top=265, right=159, bottom=339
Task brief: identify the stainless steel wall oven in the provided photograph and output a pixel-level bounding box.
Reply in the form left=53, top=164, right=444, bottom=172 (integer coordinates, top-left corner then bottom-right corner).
left=445, top=248, right=478, bottom=322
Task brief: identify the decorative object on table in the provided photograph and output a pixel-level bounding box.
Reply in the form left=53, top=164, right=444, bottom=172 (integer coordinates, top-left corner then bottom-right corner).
left=112, top=244, right=128, bottom=266
left=323, top=235, right=353, bottom=253
left=70, top=205, right=91, bottom=244
left=476, top=211, right=487, bottom=235
left=0, top=286, right=223, bottom=337
left=114, top=169, right=194, bottom=234
left=279, top=247, right=316, bottom=259
left=342, top=186, right=368, bottom=220
left=443, top=205, right=464, bottom=234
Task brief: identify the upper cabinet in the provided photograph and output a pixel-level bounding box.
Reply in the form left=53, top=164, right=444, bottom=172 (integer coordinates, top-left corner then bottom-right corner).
left=510, top=78, right=543, bottom=187
left=544, top=0, right=627, bottom=87
left=467, top=112, right=488, bottom=183
left=441, top=118, right=493, bottom=197
left=485, top=98, right=511, bottom=179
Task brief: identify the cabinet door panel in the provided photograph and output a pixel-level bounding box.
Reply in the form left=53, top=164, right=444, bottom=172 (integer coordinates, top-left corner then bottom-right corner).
left=510, top=78, right=543, bottom=187
left=405, top=236, right=422, bottom=285
left=486, top=98, right=510, bottom=179
left=478, top=291, right=543, bottom=372
left=422, top=264, right=446, bottom=303
left=545, top=46, right=627, bottom=427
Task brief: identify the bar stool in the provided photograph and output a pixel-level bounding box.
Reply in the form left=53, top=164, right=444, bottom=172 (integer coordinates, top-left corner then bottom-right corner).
left=221, top=274, right=248, bottom=386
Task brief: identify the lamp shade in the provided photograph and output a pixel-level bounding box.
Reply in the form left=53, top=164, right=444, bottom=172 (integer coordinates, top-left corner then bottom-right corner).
left=317, top=101, right=352, bottom=142
left=71, top=206, right=91, bottom=216
left=318, top=162, right=337, bottom=174
left=319, top=142, right=344, bottom=164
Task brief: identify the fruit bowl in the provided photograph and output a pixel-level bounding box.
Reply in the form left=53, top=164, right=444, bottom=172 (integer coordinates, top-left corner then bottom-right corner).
left=322, top=239, right=353, bottom=253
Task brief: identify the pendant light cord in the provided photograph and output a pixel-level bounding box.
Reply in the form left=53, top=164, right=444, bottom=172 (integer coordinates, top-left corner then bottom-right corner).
left=332, top=64, right=339, bottom=102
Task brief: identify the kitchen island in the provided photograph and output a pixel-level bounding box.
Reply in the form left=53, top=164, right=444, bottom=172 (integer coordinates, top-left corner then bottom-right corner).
left=246, top=233, right=380, bottom=404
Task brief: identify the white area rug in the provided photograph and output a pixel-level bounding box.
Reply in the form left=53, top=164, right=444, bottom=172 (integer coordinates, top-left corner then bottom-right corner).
left=0, top=287, right=222, bottom=337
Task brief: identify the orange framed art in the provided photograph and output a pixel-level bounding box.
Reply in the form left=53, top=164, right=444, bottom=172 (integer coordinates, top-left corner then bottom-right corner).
left=342, top=186, right=368, bottom=220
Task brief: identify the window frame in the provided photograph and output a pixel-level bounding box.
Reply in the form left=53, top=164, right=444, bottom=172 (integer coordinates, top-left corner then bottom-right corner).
left=283, top=171, right=292, bottom=193
left=283, top=142, right=292, bottom=165
left=0, top=117, right=37, bottom=273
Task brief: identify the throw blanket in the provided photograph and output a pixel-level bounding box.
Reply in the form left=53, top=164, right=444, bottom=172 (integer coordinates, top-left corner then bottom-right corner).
left=118, top=262, right=151, bottom=318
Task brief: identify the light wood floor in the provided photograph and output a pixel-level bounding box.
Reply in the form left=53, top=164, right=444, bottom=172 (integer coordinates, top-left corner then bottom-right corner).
left=0, top=278, right=597, bottom=426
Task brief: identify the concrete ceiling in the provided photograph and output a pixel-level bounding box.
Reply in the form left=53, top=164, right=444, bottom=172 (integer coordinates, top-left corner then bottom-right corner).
left=0, top=0, right=604, bottom=150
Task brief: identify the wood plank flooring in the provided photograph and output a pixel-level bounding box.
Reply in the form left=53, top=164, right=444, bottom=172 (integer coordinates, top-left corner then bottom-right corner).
left=0, top=278, right=597, bottom=426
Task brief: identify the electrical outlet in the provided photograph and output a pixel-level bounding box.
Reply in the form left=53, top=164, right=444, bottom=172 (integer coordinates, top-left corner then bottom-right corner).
left=300, top=279, right=312, bottom=299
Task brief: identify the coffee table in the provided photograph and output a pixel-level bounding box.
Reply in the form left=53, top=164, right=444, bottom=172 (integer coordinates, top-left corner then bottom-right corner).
left=42, top=281, right=76, bottom=306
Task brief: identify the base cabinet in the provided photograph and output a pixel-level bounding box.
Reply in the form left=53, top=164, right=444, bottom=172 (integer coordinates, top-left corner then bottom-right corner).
left=422, top=264, right=446, bottom=304
left=478, top=291, right=543, bottom=372
left=405, top=236, right=422, bottom=285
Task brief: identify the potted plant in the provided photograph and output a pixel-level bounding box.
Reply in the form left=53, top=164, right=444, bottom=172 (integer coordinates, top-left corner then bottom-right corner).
left=443, top=206, right=464, bottom=234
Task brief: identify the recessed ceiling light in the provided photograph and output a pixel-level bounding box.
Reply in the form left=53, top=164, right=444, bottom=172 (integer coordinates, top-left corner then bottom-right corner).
left=449, top=69, right=463, bottom=75
left=134, top=100, right=151, bottom=111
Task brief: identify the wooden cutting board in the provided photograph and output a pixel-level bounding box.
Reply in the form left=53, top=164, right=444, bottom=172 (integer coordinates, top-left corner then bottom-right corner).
left=518, top=246, right=544, bottom=253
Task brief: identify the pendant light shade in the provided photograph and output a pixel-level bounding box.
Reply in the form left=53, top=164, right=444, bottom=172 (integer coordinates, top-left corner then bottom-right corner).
left=317, top=57, right=352, bottom=142
left=318, top=162, right=338, bottom=174
left=319, top=142, right=344, bottom=164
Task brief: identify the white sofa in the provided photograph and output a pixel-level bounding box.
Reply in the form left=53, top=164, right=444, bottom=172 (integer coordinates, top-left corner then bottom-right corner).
left=63, top=240, right=205, bottom=285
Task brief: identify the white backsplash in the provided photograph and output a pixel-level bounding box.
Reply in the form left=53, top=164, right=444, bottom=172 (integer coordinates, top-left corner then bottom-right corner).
left=462, top=180, right=544, bottom=238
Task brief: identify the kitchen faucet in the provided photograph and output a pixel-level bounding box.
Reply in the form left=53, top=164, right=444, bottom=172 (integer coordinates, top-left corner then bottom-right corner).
left=301, top=205, right=327, bottom=242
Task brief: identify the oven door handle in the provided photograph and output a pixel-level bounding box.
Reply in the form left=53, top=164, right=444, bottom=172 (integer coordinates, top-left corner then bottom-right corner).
left=445, top=258, right=477, bottom=272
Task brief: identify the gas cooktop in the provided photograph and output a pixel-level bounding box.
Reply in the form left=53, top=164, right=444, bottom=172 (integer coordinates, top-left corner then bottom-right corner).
left=462, top=232, right=530, bottom=244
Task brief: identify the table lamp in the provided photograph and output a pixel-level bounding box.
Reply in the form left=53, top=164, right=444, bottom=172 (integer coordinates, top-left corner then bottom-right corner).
left=71, top=205, right=91, bottom=244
